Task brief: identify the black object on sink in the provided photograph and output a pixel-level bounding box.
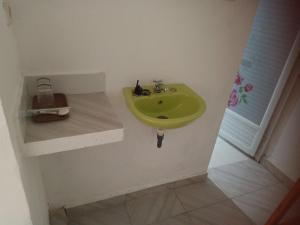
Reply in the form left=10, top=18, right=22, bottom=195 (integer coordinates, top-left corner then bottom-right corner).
left=133, top=80, right=151, bottom=96
left=134, top=80, right=143, bottom=95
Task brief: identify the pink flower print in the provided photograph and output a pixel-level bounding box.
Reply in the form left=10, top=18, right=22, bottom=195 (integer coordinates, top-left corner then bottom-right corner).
left=234, top=73, right=244, bottom=85
left=228, top=89, right=239, bottom=107
left=244, top=84, right=253, bottom=92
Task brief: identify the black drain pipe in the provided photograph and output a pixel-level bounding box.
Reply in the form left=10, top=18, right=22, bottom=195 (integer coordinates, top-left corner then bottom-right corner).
left=157, top=129, right=164, bottom=148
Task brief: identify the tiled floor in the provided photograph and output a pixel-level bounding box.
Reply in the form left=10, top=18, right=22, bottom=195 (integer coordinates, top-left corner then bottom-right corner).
left=50, top=159, right=293, bottom=225
left=208, top=137, right=248, bottom=169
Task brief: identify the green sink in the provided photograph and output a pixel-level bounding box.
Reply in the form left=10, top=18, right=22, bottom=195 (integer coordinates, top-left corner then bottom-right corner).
left=123, top=83, right=206, bottom=129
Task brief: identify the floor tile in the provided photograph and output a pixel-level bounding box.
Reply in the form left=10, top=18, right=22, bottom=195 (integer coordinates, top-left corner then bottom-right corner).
left=126, top=184, right=169, bottom=200
left=126, top=190, right=185, bottom=225
left=50, top=208, right=68, bottom=225
left=99, top=194, right=127, bottom=206
left=50, top=159, right=284, bottom=225
left=174, top=179, right=228, bottom=210
left=208, top=160, right=279, bottom=198
left=233, top=183, right=288, bottom=225
left=67, top=195, right=126, bottom=217
left=166, top=179, right=196, bottom=189
left=150, top=213, right=192, bottom=225
left=208, top=167, right=263, bottom=198
left=238, top=160, right=279, bottom=186
left=68, top=203, right=131, bottom=225
left=166, top=174, right=207, bottom=189
left=188, top=200, right=254, bottom=225
left=189, top=174, right=208, bottom=183
left=209, top=137, right=248, bottom=168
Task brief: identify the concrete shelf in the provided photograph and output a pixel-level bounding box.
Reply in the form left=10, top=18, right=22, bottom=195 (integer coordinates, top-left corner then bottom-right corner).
left=21, top=73, right=123, bottom=157
left=23, top=92, right=123, bottom=157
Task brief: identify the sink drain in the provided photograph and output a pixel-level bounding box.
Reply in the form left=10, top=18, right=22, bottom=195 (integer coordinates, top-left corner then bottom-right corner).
left=157, top=115, right=168, bottom=119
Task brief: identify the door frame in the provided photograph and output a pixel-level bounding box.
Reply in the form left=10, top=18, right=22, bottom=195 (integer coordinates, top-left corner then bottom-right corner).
left=253, top=30, right=300, bottom=160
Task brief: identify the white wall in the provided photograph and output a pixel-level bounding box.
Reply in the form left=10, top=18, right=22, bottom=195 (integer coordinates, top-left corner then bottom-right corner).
left=0, top=1, right=49, bottom=224
left=266, top=58, right=300, bottom=182
left=11, top=0, right=258, bottom=208
left=0, top=104, right=32, bottom=225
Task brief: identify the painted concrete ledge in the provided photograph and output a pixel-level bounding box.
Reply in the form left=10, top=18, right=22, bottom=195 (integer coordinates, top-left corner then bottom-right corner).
left=23, top=92, right=123, bottom=157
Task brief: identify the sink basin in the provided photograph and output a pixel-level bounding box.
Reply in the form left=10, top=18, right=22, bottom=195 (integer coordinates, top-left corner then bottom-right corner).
left=123, top=83, right=206, bottom=129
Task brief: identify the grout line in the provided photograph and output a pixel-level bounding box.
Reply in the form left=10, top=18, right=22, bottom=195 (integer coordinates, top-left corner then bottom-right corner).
left=211, top=163, right=281, bottom=189
left=172, top=182, right=232, bottom=215
left=173, top=189, right=189, bottom=213
left=149, top=175, right=282, bottom=224
left=209, top=168, right=283, bottom=200
left=125, top=187, right=168, bottom=203
left=182, top=198, right=232, bottom=215
left=217, top=136, right=254, bottom=160
left=171, top=176, right=283, bottom=218
left=174, top=184, right=278, bottom=217
left=230, top=181, right=286, bottom=201
left=124, top=200, right=134, bottom=225
left=61, top=160, right=282, bottom=225
left=172, top=194, right=257, bottom=225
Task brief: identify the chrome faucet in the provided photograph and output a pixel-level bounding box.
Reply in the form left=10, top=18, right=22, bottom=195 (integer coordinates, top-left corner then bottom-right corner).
left=153, top=80, right=167, bottom=93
